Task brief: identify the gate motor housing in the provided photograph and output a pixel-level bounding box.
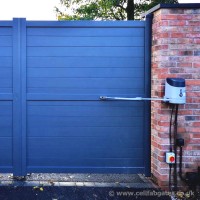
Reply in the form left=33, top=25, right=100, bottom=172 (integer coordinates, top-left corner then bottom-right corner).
left=164, top=78, right=186, bottom=104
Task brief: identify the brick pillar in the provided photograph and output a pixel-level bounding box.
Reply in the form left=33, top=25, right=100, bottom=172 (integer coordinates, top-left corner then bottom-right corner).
left=151, top=6, right=200, bottom=189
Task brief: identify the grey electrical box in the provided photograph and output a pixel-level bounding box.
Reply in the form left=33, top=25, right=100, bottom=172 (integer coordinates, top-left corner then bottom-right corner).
left=164, top=78, right=186, bottom=104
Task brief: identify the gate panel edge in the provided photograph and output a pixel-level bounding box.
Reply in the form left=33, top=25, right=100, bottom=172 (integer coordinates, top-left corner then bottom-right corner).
left=144, top=14, right=153, bottom=177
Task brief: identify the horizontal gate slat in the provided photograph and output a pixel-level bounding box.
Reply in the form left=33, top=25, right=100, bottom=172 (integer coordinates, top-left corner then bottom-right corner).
left=0, top=57, right=12, bottom=67
left=28, top=116, right=143, bottom=127
left=27, top=36, right=144, bottom=47
left=27, top=103, right=143, bottom=117
left=27, top=67, right=144, bottom=78
left=0, top=28, right=12, bottom=35
left=27, top=57, right=144, bottom=68
left=27, top=27, right=144, bottom=37
left=27, top=77, right=144, bottom=88
left=0, top=47, right=12, bottom=56
left=0, top=36, right=12, bottom=46
left=28, top=126, right=143, bottom=137
left=27, top=47, right=144, bottom=57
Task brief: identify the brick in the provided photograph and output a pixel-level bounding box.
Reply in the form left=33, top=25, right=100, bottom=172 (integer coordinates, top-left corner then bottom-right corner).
left=154, top=45, right=169, bottom=51
left=170, top=44, right=195, bottom=50
left=192, top=73, right=200, bottom=79
left=187, top=80, right=200, bottom=85
left=187, top=92, right=200, bottom=97
left=168, top=56, right=184, bottom=62
left=185, top=139, right=200, bottom=145
left=181, top=74, right=192, bottom=79
left=191, top=86, right=200, bottom=91
left=183, top=56, right=200, bottom=62
left=178, top=127, right=186, bottom=133
left=192, top=134, right=200, bottom=138
left=157, top=144, right=169, bottom=151
left=185, top=116, right=200, bottom=121
left=193, top=27, right=200, bottom=32
left=178, top=110, right=193, bottom=115
left=186, top=20, right=200, bottom=26
left=169, top=68, right=185, bottom=73
left=170, top=9, right=184, bottom=14
left=158, top=156, right=165, bottom=162
left=188, top=127, right=200, bottom=133
left=185, top=116, right=195, bottom=121
left=176, top=38, right=194, bottom=44
left=170, top=33, right=186, bottom=38
left=186, top=33, right=200, bottom=38
left=159, top=38, right=177, bottom=45
left=185, top=68, right=199, bottom=74
left=191, top=122, right=200, bottom=127
left=158, top=121, right=169, bottom=126
left=159, top=20, right=169, bottom=26
left=192, top=14, right=200, bottom=20
left=193, top=110, right=200, bottom=115
left=152, top=141, right=159, bottom=148
left=184, top=9, right=200, bottom=14
left=193, top=63, right=200, bottom=67
left=177, top=62, right=192, bottom=67
left=194, top=51, right=200, bottom=56
left=161, top=15, right=177, bottom=20
left=183, top=150, right=200, bottom=156
left=193, top=98, right=200, bottom=103
left=169, top=20, right=186, bottom=26
left=179, top=26, right=194, bottom=32
left=159, top=62, right=176, bottom=68
left=170, top=44, right=191, bottom=50
left=177, top=15, right=193, bottom=20
left=159, top=115, right=170, bottom=121
left=194, top=39, right=200, bottom=44
left=178, top=51, right=193, bottom=56
left=185, top=104, right=200, bottom=109
left=158, top=132, right=170, bottom=138
left=158, top=32, right=169, bottom=38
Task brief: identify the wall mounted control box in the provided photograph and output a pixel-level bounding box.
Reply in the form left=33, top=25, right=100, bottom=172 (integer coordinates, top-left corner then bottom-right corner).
left=166, top=152, right=175, bottom=164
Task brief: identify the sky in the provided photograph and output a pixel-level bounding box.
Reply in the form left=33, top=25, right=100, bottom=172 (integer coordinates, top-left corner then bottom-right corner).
left=0, top=0, right=199, bottom=20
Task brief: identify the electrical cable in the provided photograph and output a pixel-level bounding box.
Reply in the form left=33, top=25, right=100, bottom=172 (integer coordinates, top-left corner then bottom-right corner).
left=173, top=104, right=179, bottom=191
left=169, top=164, right=172, bottom=191
left=178, top=145, right=187, bottom=182
left=169, top=105, right=175, bottom=152
left=168, top=104, right=175, bottom=191
left=179, top=146, right=183, bottom=180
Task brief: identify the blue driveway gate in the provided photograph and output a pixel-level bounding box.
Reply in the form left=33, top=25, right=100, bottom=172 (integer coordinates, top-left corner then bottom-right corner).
left=0, top=18, right=151, bottom=176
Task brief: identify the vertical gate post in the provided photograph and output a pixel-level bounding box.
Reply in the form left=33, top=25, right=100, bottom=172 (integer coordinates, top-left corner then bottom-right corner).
left=144, top=13, right=153, bottom=177
left=13, top=18, right=27, bottom=176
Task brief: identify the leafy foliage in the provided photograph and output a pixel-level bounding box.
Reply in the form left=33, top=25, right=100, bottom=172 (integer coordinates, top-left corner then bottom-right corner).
left=55, top=0, right=179, bottom=20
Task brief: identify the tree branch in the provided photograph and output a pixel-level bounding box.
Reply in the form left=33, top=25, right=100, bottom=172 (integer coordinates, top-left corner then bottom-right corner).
left=115, top=4, right=126, bottom=11
left=118, top=10, right=125, bottom=20
left=110, top=8, right=120, bottom=20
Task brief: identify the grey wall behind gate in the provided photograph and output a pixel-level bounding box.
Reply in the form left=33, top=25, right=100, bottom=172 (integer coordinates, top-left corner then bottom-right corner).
left=0, top=19, right=151, bottom=176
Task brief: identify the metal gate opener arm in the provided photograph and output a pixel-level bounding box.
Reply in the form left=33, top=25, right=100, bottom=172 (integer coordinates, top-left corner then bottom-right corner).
left=100, top=96, right=169, bottom=102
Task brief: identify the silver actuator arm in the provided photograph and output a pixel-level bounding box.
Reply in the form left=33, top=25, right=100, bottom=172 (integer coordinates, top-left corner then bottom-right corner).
left=100, top=96, right=169, bottom=101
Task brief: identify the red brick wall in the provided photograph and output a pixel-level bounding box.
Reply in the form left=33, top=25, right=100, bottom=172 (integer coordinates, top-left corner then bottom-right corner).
left=151, top=8, right=200, bottom=189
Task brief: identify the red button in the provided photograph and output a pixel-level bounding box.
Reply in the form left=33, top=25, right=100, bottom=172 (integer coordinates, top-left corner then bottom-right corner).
left=170, top=156, right=175, bottom=162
